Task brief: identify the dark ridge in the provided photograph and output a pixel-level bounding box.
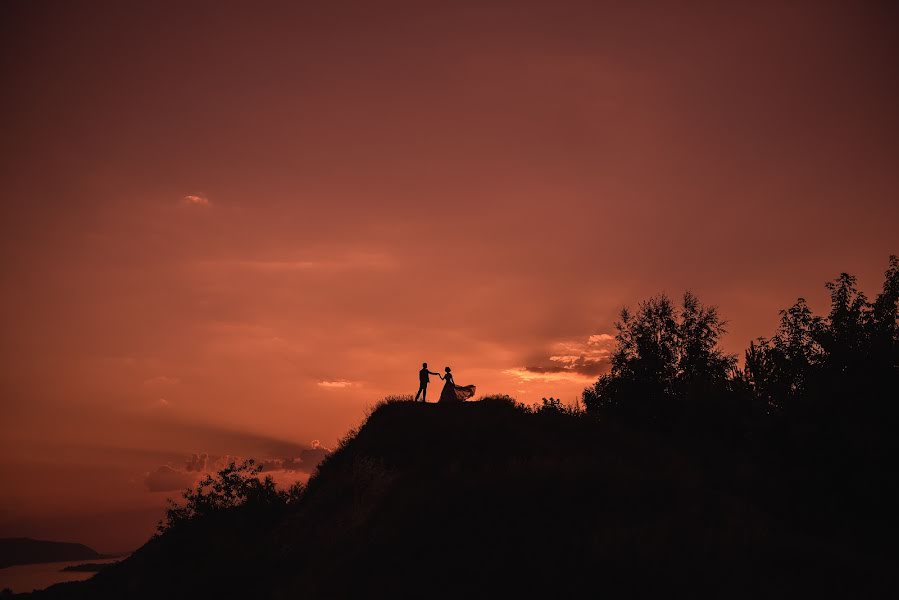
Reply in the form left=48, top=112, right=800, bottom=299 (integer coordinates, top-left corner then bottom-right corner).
left=58, top=564, right=113, bottom=573
left=16, top=398, right=896, bottom=599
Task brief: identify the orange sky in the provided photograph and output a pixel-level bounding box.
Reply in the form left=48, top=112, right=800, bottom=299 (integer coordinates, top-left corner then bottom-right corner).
left=1, top=1, right=898, bottom=552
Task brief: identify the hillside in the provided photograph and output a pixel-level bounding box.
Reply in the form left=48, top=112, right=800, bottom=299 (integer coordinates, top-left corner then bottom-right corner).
left=20, top=398, right=895, bottom=598
left=0, top=539, right=102, bottom=569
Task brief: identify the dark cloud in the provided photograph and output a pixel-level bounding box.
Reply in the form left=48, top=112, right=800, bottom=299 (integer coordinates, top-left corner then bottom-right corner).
left=145, top=465, right=197, bottom=492
left=256, top=441, right=331, bottom=474
left=140, top=417, right=311, bottom=460
left=146, top=441, right=331, bottom=493
left=256, top=457, right=303, bottom=472
left=185, top=453, right=208, bottom=472
left=300, top=440, right=330, bottom=469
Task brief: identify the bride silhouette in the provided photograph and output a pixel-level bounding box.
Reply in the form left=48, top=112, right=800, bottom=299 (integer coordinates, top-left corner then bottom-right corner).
left=438, top=366, right=476, bottom=402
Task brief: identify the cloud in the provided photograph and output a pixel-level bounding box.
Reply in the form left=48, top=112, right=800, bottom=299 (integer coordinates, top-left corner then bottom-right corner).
left=256, top=457, right=304, bottom=472
left=587, top=334, right=614, bottom=344
left=503, top=367, right=597, bottom=384
left=192, top=252, right=395, bottom=273
left=145, top=465, right=198, bottom=492
left=317, top=380, right=356, bottom=389
left=185, top=453, right=208, bottom=472
left=181, top=194, right=211, bottom=207
left=126, top=417, right=335, bottom=494
left=143, top=375, right=181, bottom=386
left=256, top=440, right=332, bottom=474
left=146, top=440, right=331, bottom=493
left=299, top=440, right=330, bottom=469
left=507, top=332, right=617, bottom=382
left=140, top=416, right=312, bottom=459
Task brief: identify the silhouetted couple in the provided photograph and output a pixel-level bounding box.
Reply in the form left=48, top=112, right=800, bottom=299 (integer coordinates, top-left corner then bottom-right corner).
left=415, top=362, right=476, bottom=403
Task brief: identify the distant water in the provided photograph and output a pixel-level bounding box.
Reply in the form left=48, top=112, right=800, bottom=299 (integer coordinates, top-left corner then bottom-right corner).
left=0, top=557, right=121, bottom=593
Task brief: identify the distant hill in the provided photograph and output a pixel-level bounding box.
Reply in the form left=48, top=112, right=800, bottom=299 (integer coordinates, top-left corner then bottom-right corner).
left=18, top=399, right=897, bottom=598
left=0, top=539, right=101, bottom=569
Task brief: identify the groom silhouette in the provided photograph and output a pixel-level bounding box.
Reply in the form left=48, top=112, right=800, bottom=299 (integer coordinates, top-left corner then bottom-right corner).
left=415, top=362, right=440, bottom=402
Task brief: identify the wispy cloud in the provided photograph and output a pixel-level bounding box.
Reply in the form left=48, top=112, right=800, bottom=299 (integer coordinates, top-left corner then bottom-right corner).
left=587, top=334, right=614, bottom=344
left=317, top=380, right=357, bottom=389
left=145, top=465, right=198, bottom=492
left=194, top=252, right=395, bottom=273
left=503, top=367, right=597, bottom=384
left=185, top=453, right=208, bottom=472
left=143, top=375, right=181, bottom=386
left=256, top=440, right=331, bottom=473
left=144, top=441, right=330, bottom=493
left=181, top=194, right=211, bottom=207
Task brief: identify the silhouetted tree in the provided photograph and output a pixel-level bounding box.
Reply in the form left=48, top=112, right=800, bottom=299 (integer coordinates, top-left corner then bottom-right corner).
left=159, top=459, right=304, bottom=533
left=744, top=298, right=823, bottom=413
left=583, top=292, right=736, bottom=429
left=868, top=256, right=899, bottom=401
left=870, top=256, right=899, bottom=339
left=744, top=255, right=899, bottom=421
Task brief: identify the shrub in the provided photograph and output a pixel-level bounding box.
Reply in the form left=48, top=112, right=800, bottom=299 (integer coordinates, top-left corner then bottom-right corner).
left=158, top=459, right=304, bottom=533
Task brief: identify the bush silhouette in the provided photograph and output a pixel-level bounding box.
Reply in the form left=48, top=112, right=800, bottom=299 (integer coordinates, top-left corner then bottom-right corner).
left=582, top=292, right=737, bottom=430
left=580, top=255, right=899, bottom=554
left=158, top=459, right=304, bottom=534
left=746, top=256, right=899, bottom=422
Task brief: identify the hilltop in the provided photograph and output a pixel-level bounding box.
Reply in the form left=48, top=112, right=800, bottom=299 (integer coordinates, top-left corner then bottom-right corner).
left=17, top=397, right=894, bottom=598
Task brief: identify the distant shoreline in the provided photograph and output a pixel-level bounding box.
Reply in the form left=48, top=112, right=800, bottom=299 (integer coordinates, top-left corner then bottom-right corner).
left=60, top=562, right=117, bottom=573
left=0, top=556, right=123, bottom=594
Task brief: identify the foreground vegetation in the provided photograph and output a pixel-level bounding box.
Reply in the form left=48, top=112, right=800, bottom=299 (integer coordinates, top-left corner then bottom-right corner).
left=583, top=256, right=899, bottom=554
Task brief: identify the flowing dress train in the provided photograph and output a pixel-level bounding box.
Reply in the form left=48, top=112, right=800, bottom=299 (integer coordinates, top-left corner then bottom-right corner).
left=438, top=374, right=476, bottom=402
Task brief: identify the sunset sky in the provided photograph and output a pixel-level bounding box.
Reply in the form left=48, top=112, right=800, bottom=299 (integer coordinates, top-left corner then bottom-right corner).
left=1, top=1, right=897, bottom=552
